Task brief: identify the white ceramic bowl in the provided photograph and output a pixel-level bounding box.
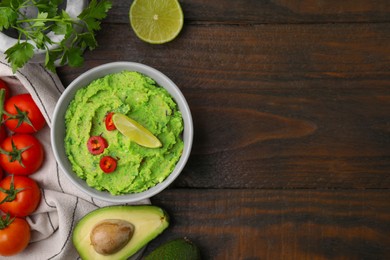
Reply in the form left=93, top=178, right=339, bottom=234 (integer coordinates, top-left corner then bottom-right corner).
left=51, top=62, right=193, bottom=203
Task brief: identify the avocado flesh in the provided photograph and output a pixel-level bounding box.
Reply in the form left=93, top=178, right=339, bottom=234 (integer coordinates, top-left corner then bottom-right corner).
left=72, top=205, right=169, bottom=260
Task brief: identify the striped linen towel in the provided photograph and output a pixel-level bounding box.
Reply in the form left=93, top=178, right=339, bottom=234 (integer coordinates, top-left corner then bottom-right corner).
left=0, top=53, right=148, bottom=259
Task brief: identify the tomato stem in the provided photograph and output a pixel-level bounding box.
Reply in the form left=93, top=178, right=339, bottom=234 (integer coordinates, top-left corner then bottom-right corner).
left=0, top=213, right=15, bottom=229
left=0, top=175, right=25, bottom=204
left=0, top=139, right=31, bottom=168
left=3, top=104, right=37, bottom=132
left=0, top=89, right=15, bottom=122
left=0, top=89, right=36, bottom=131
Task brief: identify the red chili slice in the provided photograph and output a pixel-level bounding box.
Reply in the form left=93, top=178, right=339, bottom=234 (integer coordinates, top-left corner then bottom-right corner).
left=99, top=156, right=117, bottom=173
left=87, top=136, right=108, bottom=155
left=105, top=112, right=116, bottom=131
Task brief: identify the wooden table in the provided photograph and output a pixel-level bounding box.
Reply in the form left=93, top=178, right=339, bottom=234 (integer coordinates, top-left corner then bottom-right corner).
left=57, top=1, right=390, bottom=259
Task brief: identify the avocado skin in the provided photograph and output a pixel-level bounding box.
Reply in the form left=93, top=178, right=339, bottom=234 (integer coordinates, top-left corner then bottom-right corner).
left=144, top=237, right=201, bottom=260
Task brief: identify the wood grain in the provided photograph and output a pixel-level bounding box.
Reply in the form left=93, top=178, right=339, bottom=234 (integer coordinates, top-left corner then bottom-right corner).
left=57, top=22, right=390, bottom=189
left=107, top=0, right=390, bottom=24
left=55, top=1, right=390, bottom=259
left=146, top=189, right=390, bottom=260
left=58, top=23, right=390, bottom=85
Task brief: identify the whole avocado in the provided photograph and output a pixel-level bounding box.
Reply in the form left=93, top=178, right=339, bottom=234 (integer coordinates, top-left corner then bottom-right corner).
left=144, top=237, right=201, bottom=260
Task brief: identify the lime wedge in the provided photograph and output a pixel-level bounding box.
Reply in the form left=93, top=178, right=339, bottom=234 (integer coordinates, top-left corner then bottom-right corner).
left=129, top=0, right=184, bottom=44
left=112, top=113, right=162, bottom=148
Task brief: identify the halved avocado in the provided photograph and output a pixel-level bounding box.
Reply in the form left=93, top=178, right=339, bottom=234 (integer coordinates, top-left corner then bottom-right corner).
left=72, top=205, right=169, bottom=260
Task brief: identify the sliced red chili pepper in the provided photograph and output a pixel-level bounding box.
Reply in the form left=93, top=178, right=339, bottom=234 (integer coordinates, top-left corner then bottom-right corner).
left=105, top=112, right=116, bottom=131
left=87, top=136, right=108, bottom=155
left=99, top=156, right=117, bottom=173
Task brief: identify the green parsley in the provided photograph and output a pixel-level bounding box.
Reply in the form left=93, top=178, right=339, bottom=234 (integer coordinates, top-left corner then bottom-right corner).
left=0, top=0, right=112, bottom=72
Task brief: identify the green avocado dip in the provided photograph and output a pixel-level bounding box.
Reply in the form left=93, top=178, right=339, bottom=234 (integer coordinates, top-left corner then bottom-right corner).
left=64, top=71, right=184, bottom=195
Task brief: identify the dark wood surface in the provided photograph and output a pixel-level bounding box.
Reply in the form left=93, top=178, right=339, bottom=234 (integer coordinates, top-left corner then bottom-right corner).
left=57, top=1, right=390, bottom=259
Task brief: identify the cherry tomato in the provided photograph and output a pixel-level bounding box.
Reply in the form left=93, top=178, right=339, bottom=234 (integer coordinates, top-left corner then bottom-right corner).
left=0, top=78, right=10, bottom=100
left=3, top=94, right=46, bottom=133
left=0, top=167, right=3, bottom=180
left=87, top=136, right=108, bottom=155
left=100, top=156, right=117, bottom=173
left=0, top=134, right=44, bottom=175
left=0, top=214, right=30, bottom=256
left=105, top=112, right=116, bottom=131
left=0, top=175, right=41, bottom=217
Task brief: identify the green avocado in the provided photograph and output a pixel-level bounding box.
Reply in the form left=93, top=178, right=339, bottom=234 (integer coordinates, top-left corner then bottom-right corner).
left=72, top=205, right=169, bottom=260
left=144, top=237, right=201, bottom=260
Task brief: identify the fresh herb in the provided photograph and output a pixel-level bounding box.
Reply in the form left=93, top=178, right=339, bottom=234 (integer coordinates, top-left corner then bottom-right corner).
left=0, top=0, right=112, bottom=72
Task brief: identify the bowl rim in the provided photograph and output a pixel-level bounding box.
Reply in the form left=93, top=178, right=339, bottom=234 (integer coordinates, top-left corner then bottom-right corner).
left=51, top=61, right=193, bottom=203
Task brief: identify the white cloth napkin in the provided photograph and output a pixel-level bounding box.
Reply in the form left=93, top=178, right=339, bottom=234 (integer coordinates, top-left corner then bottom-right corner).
left=0, top=53, right=149, bottom=259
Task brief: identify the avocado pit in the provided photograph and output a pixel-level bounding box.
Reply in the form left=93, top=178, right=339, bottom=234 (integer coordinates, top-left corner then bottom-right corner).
left=90, top=219, right=135, bottom=255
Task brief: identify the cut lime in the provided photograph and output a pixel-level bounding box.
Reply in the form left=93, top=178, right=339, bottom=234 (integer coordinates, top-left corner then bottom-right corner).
left=112, top=113, right=162, bottom=148
left=129, top=0, right=184, bottom=44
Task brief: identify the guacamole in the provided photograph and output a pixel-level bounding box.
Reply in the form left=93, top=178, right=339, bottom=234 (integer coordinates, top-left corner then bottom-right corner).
left=64, top=71, right=184, bottom=195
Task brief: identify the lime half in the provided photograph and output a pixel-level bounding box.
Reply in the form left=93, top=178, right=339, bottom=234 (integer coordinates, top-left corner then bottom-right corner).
left=112, top=113, right=162, bottom=148
left=129, top=0, right=184, bottom=44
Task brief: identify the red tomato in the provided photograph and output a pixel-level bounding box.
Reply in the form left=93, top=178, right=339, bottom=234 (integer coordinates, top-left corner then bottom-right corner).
left=100, top=156, right=117, bottom=173
left=0, top=214, right=30, bottom=256
left=0, top=175, right=41, bottom=217
left=0, top=78, right=10, bottom=100
left=3, top=94, right=46, bottom=133
left=0, top=134, right=44, bottom=175
left=0, top=167, right=3, bottom=180
left=87, top=136, right=108, bottom=155
left=105, top=112, right=116, bottom=131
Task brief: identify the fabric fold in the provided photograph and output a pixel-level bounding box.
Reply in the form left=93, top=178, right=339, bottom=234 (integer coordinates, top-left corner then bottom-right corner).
left=0, top=53, right=149, bottom=259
